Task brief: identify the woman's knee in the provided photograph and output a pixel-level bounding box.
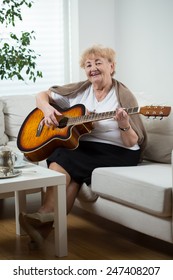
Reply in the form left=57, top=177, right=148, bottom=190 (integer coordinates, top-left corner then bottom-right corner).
left=49, top=162, right=71, bottom=184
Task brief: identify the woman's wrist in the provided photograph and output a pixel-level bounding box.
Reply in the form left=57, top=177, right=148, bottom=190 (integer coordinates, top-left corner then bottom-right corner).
left=119, top=125, right=131, bottom=131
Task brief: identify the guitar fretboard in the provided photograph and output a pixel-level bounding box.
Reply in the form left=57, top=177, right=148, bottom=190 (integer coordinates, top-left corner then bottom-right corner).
left=67, top=107, right=139, bottom=126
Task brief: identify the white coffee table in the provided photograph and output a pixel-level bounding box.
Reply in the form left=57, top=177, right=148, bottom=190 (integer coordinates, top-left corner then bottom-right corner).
left=0, top=163, right=67, bottom=257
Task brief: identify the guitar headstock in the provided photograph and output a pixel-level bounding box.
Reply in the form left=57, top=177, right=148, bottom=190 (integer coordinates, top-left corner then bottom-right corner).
left=139, top=106, right=171, bottom=118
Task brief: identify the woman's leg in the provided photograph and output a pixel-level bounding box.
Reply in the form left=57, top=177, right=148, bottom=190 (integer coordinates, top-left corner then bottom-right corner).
left=38, top=161, right=80, bottom=214
left=19, top=162, right=81, bottom=247
left=66, top=180, right=80, bottom=214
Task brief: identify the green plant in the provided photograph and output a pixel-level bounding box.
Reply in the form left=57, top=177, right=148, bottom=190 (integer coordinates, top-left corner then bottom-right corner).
left=0, top=0, right=43, bottom=82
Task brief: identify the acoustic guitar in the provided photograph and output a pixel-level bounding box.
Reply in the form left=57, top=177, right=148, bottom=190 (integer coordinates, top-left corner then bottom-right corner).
left=17, top=104, right=171, bottom=162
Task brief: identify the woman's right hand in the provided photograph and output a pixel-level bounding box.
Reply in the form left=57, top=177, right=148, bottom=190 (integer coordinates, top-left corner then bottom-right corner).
left=42, top=103, right=62, bottom=127
left=36, top=90, right=62, bottom=127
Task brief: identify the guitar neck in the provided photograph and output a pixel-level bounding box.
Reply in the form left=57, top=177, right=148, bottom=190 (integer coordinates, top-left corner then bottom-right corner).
left=68, top=107, right=139, bottom=126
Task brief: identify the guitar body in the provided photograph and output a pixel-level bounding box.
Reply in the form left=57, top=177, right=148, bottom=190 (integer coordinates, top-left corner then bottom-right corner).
left=17, top=104, right=93, bottom=162
left=17, top=103, right=171, bottom=162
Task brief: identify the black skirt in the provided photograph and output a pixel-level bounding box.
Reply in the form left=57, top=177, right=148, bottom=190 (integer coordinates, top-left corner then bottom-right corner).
left=47, top=141, right=141, bottom=185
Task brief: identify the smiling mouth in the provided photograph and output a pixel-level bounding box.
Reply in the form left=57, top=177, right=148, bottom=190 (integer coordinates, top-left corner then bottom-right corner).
left=90, top=71, right=101, bottom=77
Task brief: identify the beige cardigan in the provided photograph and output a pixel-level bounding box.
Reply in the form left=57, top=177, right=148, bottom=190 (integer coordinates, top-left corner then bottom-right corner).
left=49, top=79, right=147, bottom=157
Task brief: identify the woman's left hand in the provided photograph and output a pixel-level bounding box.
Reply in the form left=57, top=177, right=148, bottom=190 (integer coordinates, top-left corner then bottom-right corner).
left=114, top=108, right=130, bottom=128
left=114, top=108, right=139, bottom=147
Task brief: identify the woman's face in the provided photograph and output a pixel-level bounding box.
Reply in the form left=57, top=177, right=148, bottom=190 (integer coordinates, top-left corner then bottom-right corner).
left=84, top=56, right=114, bottom=85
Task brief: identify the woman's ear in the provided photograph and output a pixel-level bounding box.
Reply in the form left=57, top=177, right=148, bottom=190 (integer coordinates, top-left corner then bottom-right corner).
left=110, top=62, right=115, bottom=75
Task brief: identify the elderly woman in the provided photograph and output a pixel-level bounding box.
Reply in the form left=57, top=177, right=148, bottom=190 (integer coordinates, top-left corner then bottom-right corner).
left=19, top=45, right=147, bottom=245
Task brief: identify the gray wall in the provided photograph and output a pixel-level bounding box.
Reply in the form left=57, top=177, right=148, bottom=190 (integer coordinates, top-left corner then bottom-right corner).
left=70, top=0, right=173, bottom=104
left=69, top=0, right=117, bottom=81
left=115, top=0, right=173, bottom=104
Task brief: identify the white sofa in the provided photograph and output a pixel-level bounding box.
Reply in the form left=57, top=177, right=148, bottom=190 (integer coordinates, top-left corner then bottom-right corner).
left=0, top=94, right=173, bottom=244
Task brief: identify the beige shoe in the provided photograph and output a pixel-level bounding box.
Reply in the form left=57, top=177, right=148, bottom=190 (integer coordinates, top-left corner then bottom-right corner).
left=26, top=212, right=54, bottom=225
left=19, top=212, right=44, bottom=248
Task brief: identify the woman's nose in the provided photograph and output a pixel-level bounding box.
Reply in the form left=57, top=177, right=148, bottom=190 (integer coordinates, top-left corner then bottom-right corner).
left=90, top=64, right=97, bottom=71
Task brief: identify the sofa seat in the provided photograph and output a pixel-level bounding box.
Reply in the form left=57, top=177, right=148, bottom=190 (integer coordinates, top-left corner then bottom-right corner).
left=91, top=162, right=172, bottom=217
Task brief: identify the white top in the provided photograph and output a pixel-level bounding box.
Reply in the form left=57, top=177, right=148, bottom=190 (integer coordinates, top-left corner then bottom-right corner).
left=51, top=85, right=139, bottom=150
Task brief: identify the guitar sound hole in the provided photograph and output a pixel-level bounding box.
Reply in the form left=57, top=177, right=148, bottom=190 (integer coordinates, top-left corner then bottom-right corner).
left=58, top=117, right=69, bottom=128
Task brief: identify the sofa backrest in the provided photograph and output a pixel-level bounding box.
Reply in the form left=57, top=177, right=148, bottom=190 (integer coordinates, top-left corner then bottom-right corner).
left=0, top=95, right=36, bottom=141
left=0, top=100, right=9, bottom=145
left=135, top=93, right=173, bottom=164
left=142, top=107, right=173, bottom=163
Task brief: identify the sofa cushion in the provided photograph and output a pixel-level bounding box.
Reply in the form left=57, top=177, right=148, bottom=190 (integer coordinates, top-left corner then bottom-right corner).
left=5, top=140, right=21, bottom=153
left=91, top=162, right=172, bottom=217
left=0, top=101, right=9, bottom=145
left=142, top=106, right=173, bottom=163
left=0, top=95, right=36, bottom=139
